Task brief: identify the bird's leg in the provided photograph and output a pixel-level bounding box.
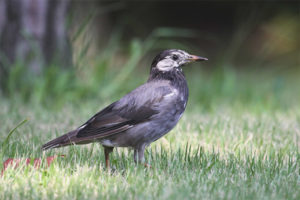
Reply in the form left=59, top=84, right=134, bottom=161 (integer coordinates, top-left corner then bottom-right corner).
left=138, top=145, right=145, bottom=163
left=134, top=149, right=138, bottom=164
left=134, top=145, right=151, bottom=168
left=104, top=146, right=114, bottom=169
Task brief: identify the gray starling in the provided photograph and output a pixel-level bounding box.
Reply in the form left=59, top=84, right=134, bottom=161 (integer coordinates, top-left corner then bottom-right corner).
left=42, top=49, right=207, bottom=168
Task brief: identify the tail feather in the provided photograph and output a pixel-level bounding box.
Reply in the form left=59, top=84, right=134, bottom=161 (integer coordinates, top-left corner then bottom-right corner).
left=41, top=130, right=78, bottom=151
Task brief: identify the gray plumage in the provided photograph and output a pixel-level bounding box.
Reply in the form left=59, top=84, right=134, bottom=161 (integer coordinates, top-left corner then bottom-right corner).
left=42, top=49, right=207, bottom=166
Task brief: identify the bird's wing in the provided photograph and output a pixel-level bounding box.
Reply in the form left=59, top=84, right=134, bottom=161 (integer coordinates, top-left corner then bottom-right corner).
left=76, top=81, right=173, bottom=140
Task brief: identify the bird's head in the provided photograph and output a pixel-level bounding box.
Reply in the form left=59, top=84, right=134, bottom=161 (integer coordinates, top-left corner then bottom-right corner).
left=151, top=49, right=207, bottom=72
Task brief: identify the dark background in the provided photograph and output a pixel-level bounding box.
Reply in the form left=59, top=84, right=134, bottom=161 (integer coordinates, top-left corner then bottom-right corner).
left=79, top=1, right=299, bottom=69
left=0, top=0, right=299, bottom=105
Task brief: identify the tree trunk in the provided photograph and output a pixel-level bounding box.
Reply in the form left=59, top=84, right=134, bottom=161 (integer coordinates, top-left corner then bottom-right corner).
left=0, top=0, right=72, bottom=77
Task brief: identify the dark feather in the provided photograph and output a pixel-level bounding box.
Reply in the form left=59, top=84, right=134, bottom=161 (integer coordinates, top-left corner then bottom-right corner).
left=41, top=130, right=78, bottom=150
left=75, top=84, right=170, bottom=139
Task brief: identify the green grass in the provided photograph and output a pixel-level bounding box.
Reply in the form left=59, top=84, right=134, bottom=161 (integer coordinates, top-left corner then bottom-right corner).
left=0, top=68, right=299, bottom=200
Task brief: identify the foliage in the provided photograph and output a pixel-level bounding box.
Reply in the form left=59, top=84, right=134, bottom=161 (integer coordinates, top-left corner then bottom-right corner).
left=0, top=27, right=205, bottom=107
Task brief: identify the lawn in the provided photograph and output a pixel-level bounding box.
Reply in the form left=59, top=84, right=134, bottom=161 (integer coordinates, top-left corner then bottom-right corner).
left=0, top=68, right=299, bottom=199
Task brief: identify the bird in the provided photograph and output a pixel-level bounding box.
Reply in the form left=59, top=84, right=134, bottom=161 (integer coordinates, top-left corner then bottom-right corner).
left=42, top=49, right=207, bottom=168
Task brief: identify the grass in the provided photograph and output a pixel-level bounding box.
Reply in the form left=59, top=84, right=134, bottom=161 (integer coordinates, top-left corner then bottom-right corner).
left=0, top=67, right=299, bottom=199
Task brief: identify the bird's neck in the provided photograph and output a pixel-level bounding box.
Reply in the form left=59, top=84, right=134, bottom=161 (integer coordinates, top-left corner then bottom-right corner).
left=148, top=67, right=189, bottom=105
left=148, top=68, right=188, bottom=90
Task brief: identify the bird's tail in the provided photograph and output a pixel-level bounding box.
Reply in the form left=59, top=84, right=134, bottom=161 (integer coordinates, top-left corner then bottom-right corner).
left=41, top=130, right=78, bottom=151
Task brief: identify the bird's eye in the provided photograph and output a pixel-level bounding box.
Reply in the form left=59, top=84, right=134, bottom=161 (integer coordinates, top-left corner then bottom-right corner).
left=172, top=55, right=178, bottom=60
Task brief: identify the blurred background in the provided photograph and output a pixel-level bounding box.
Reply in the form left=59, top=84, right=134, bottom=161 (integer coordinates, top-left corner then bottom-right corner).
left=0, top=0, right=299, bottom=110
left=1, top=2, right=300, bottom=198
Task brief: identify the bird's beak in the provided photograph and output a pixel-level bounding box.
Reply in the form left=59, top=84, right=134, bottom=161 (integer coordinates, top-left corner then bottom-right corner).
left=187, top=55, right=208, bottom=62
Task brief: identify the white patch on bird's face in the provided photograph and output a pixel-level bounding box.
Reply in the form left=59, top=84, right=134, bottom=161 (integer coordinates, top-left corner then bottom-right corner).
left=156, top=50, right=191, bottom=72
left=156, top=59, right=178, bottom=71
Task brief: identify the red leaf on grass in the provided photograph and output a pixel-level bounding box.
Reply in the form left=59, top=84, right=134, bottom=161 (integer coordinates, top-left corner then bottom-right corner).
left=1, top=155, right=65, bottom=176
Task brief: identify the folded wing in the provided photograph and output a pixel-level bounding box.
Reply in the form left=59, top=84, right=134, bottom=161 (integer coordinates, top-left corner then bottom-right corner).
left=76, top=82, right=173, bottom=141
left=41, top=82, right=174, bottom=150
